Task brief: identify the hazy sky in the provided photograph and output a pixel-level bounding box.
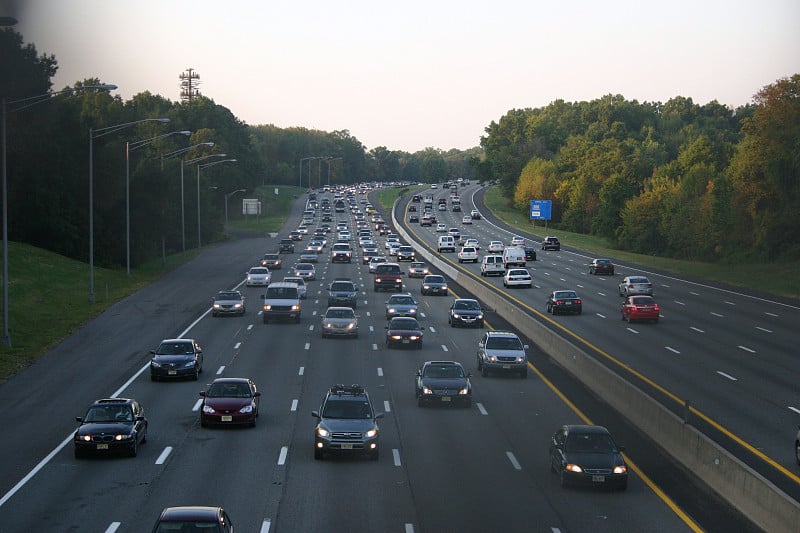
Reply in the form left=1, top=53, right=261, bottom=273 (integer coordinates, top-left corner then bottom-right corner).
left=12, top=0, right=800, bottom=153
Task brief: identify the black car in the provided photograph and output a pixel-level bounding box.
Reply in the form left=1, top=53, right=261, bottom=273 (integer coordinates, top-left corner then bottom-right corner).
left=542, top=236, right=561, bottom=251
left=415, top=361, right=472, bottom=407
left=549, top=425, right=628, bottom=490
left=150, top=338, right=204, bottom=381
left=152, top=506, right=234, bottom=532
left=409, top=213, right=419, bottom=223
left=385, top=317, right=425, bottom=349
left=421, top=274, right=448, bottom=296
left=74, top=398, right=147, bottom=458
left=448, top=298, right=484, bottom=327
left=589, top=258, right=615, bottom=275
left=327, top=279, right=358, bottom=308
left=312, top=384, right=384, bottom=460
left=523, top=246, right=537, bottom=261
left=546, top=290, right=583, bottom=315
left=279, top=239, right=295, bottom=253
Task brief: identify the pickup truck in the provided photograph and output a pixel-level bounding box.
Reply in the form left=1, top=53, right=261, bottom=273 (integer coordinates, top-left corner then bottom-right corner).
left=330, top=243, right=353, bottom=263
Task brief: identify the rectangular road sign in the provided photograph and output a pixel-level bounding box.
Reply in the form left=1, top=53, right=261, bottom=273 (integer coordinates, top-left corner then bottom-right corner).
left=530, top=200, right=552, bottom=221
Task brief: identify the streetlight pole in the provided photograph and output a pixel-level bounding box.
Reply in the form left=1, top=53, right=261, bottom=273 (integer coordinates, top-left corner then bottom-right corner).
left=197, top=158, right=236, bottom=248
left=224, top=189, right=246, bottom=224
left=161, top=143, right=215, bottom=252
left=125, top=130, right=190, bottom=275
left=182, top=153, right=225, bottom=251
left=1, top=84, right=116, bottom=346
left=89, top=117, right=170, bottom=302
left=299, top=157, right=317, bottom=189
left=324, top=157, right=342, bottom=187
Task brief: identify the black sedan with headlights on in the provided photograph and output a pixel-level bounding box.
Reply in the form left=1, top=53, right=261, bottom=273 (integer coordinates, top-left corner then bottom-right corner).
left=415, top=361, right=472, bottom=407
left=73, top=398, right=147, bottom=458
left=448, top=298, right=484, bottom=328
left=385, top=317, right=425, bottom=349
left=149, top=338, right=204, bottom=381
left=549, top=424, right=628, bottom=490
left=420, top=274, right=448, bottom=296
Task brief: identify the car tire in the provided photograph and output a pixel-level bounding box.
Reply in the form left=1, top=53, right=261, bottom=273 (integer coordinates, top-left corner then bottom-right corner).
left=295, top=316, right=301, bottom=324
left=150, top=374, right=158, bottom=382
left=263, top=317, right=269, bottom=324
left=618, top=479, right=628, bottom=491
left=192, top=369, right=199, bottom=381
left=140, top=426, right=147, bottom=444
left=463, top=398, right=472, bottom=408
left=212, top=311, right=217, bottom=317
left=418, top=397, right=425, bottom=407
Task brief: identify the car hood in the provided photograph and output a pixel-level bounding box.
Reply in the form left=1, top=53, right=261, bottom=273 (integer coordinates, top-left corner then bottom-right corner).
left=323, top=318, right=357, bottom=326
left=204, top=397, right=254, bottom=410
left=330, top=290, right=356, bottom=297
left=152, top=354, right=195, bottom=364
left=485, top=348, right=524, bottom=359
left=452, top=309, right=482, bottom=317
left=320, top=418, right=376, bottom=433
left=563, top=451, right=624, bottom=469
left=214, top=299, right=242, bottom=306
left=75, top=422, right=133, bottom=436
left=420, top=377, right=468, bottom=389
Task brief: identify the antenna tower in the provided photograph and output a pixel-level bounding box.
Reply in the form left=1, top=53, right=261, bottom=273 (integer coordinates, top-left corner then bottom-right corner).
left=179, top=68, right=201, bottom=101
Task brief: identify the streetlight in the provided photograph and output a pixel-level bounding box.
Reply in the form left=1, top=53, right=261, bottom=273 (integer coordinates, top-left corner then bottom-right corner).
left=89, top=117, right=170, bottom=303
left=182, top=153, right=226, bottom=251
left=324, top=157, right=343, bottom=186
left=125, top=130, right=191, bottom=275
left=299, top=156, right=318, bottom=189
left=197, top=158, right=236, bottom=247
left=224, top=189, right=246, bottom=224
left=1, top=83, right=116, bottom=346
left=317, top=157, right=331, bottom=190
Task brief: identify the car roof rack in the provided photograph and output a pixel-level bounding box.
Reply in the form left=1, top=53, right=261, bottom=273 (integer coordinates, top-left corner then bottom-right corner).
left=329, top=384, right=366, bottom=396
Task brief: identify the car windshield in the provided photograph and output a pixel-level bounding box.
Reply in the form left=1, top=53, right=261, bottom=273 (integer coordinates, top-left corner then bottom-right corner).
left=326, top=308, right=355, bottom=319
left=509, top=270, right=527, bottom=275
left=250, top=268, right=269, bottom=275
left=323, top=400, right=372, bottom=419
left=296, top=264, right=313, bottom=270
left=216, top=292, right=240, bottom=300
left=207, top=382, right=252, bottom=398
left=389, top=296, right=414, bottom=305
left=454, top=300, right=480, bottom=310
left=425, top=276, right=444, bottom=283
left=267, top=287, right=296, bottom=298
left=554, top=291, right=577, bottom=299
left=485, top=337, right=523, bottom=350
left=424, top=365, right=464, bottom=379
left=157, top=342, right=194, bottom=355
left=391, top=318, right=419, bottom=330
left=629, top=277, right=649, bottom=283
left=565, top=433, right=616, bottom=453
left=153, top=521, right=222, bottom=532
left=330, top=283, right=353, bottom=291
left=84, top=405, right=132, bottom=423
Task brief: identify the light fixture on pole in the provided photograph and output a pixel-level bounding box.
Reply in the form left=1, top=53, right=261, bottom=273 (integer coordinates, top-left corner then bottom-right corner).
left=324, top=157, right=342, bottom=186
left=161, top=143, right=215, bottom=252
left=224, top=189, right=246, bottom=224
left=125, top=130, right=190, bottom=275
left=1, top=83, right=116, bottom=346
left=196, top=158, right=236, bottom=247
left=89, top=117, right=170, bottom=303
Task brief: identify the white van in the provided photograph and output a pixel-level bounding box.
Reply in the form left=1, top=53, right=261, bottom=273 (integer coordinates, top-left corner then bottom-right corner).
left=502, top=247, right=526, bottom=268
left=480, top=255, right=505, bottom=276
left=437, top=235, right=456, bottom=253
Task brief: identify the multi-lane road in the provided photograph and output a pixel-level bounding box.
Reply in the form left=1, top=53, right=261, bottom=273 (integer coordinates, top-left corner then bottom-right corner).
left=0, top=185, right=791, bottom=531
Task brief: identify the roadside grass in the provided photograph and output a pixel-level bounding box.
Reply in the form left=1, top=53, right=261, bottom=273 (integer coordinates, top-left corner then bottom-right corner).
left=225, top=185, right=305, bottom=233
left=483, top=186, right=800, bottom=299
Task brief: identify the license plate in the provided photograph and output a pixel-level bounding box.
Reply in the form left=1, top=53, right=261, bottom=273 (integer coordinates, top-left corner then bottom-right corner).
left=341, top=443, right=353, bottom=450
left=168, top=370, right=177, bottom=375
left=441, top=396, right=451, bottom=402
left=96, top=443, right=108, bottom=450
left=502, top=365, right=511, bottom=369
left=592, top=475, right=605, bottom=482
left=402, top=339, right=410, bottom=344
left=221, top=416, right=232, bottom=422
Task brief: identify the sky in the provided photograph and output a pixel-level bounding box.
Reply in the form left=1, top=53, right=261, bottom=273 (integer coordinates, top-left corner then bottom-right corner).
left=8, top=0, right=800, bottom=153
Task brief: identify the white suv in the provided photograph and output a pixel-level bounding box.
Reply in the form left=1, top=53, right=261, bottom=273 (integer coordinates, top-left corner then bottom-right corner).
left=476, top=331, right=528, bottom=378
left=457, top=246, right=479, bottom=263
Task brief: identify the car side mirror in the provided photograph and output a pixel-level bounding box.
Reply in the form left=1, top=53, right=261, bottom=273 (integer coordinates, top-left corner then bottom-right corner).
left=75, top=417, right=83, bottom=423
left=150, top=350, right=156, bottom=355
left=384, top=325, right=389, bottom=329
left=199, top=391, right=207, bottom=397
left=523, top=345, right=529, bottom=350
left=375, top=413, right=385, bottom=420
left=311, top=411, right=320, bottom=419
left=254, top=392, right=262, bottom=397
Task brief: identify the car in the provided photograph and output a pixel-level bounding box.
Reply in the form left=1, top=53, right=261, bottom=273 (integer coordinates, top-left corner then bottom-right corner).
left=549, top=425, right=628, bottom=490
left=74, top=398, right=147, bottom=458
left=409, top=213, right=419, bottom=223
left=457, top=246, right=479, bottom=263
left=436, top=223, right=447, bottom=232
left=321, top=306, right=359, bottom=338
left=296, top=225, right=309, bottom=235
left=415, top=361, right=472, bottom=407
left=279, top=239, right=295, bottom=253
left=299, top=252, right=319, bottom=263
left=362, top=249, right=380, bottom=265
left=420, top=215, right=433, bottom=226
left=488, top=240, right=505, bottom=253
left=151, top=506, right=234, bottom=532
left=438, top=203, right=447, bottom=211
left=293, top=262, right=316, bottom=281
left=589, top=258, right=615, bottom=275
left=368, top=255, right=388, bottom=273
left=447, top=227, right=461, bottom=240
left=245, top=266, right=272, bottom=286
left=385, top=293, right=418, bottom=319
left=437, top=235, right=456, bottom=253
left=448, top=298, right=484, bottom=328
left=289, top=230, right=303, bottom=241
left=542, top=236, right=561, bottom=251
left=305, top=241, right=324, bottom=254
left=480, top=254, right=505, bottom=276
left=462, top=215, right=472, bottom=224
left=263, top=281, right=302, bottom=323
left=470, top=209, right=481, bottom=220
left=327, top=279, right=358, bottom=308
left=523, top=246, right=537, bottom=261
left=358, top=236, right=374, bottom=248
left=282, top=276, right=307, bottom=299
left=312, top=384, right=384, bottom=460
left=199, top=377, right=261, bottom=428
left=430, top=184, right=438, bottom=188
left=408, top=261, right=429, bottom=278
left=212, top=290, right=246, bottom=317
left=373, top=262, right=404, bottom=291
left=385, top=316, right=425, bottom=349
left=462, top=238, right=480, bottom=250
left=451, top=203, right=462, bottom=212
left=330, top=242, right=353, bottom=263
left=408, top=204, right=417, bottom=212
left=503, top=268, right=533, bottom=288
left=412, top=194, right=422, bottom=202
left=396, top=245, right=416, bottom=261
left=621, top=295, right=660, bottom=323
left=150, top=338, right=203, bottom=381
left=476, top=330, right=528, bottom=378
left=387, top=242, right=401, bottom=256
left=421, top=274, right=448, bottom=295
left=546, top=290, right=583, bottom=315
left=510, top=235, right=525, bottom=246
left=260, top=253, right=282, bottom=269
left=618, top=275, right=654, bottom=296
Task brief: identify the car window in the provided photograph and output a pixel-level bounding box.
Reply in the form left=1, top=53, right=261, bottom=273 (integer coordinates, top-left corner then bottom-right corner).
left=323, top=400, right=372, bottom=419
left=424, top=365, right=464, bottom=378
left=217, top=292, right=240, bottom=300
left=390, top=296, right=413, bottom=305
left=391, top=318, right=418, bottom=329
left=565, top=433, right=615, bottom=453
left=485, top=337, right=523, bottom=350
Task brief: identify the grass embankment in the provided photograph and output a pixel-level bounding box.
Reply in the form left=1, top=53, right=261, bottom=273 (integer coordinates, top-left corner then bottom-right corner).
left=225, top=185, right=305, bottom=233
left=0, top=185, right=302, bottom=382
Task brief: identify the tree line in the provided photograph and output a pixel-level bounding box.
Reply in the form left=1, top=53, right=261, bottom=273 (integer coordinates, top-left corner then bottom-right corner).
left=474, top=77, right=800, bottom=262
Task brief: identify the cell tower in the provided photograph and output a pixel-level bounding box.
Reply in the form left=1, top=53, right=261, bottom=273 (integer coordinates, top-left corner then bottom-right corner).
left=179, top=68, right=201, bottom=101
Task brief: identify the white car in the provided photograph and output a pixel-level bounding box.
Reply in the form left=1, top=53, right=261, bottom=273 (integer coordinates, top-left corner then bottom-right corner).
left=462, top=215, right=473, bottom=224
left=457, top=246, right=479, bottom=263
left=619, top=276, right=654, bottom=296
left=448, top=228, right=461, bottom=239
left=436, top=223, right=447, bottom=233
left=297, top=225, right=309, bottom=235
left=463, top=238, right=480, bottom=250
left=488, top=241, right=505, bottom=253
left=510, top=235, right=525, bottom=247
left=368, top=256, right=388, bottom=273
left=387, top=242, right=401, bottom=256
left=293, top=263, right=316, bottom=281
left=245, top=266, right=271, bottom=286
left=503, top=268, right=532, bottom=288
left=282, top=276, right=308, bottom=299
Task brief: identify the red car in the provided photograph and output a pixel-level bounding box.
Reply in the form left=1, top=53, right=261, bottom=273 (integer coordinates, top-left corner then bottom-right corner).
left=621, top=295, right=660, bottom=323
left=200, top=378, right=261, bottom=427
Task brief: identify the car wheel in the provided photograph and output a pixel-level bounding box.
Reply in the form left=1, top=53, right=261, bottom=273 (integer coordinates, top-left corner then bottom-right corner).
left=463, top=398, right=472, bottom=408
left=200, top=417, right=208, bottom=428
left=418, top=397, right=425, bottom=407
left=481, top=365, right=489, bottom=377
left=263, top=317, right=269, bottom=324
left=314, top=447, right=324, bottom=460
left=618, top=479, right=628, bottom=491
left=150, top=374, right=158, bottom=382
left=295, top=316, right=301, bottom=324
left=140, top=425, right=147, bottom=444
left=192, top=369, right=199, bottom=381
left=212, top=311, right=217, bottom=317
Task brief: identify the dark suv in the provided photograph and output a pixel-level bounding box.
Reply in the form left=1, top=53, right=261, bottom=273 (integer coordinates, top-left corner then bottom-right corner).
left=279, top=239, right=295, bottom=253
left=74, top=398, right=147, bottom=458
left=542, top=236, right=561, bottom=251
left=327, top=279, right=358, bottom=308
left=373, top=262, right=404, bottom=292
left=312, top=385, right=384, bottom=460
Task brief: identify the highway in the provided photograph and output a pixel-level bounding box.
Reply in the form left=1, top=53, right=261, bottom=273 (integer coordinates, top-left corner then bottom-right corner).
left=0, top=186, right=774, bottom=531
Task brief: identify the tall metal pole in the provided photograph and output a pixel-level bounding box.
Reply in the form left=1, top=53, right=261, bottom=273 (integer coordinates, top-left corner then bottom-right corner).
left=88, top=128, right=95, bottom=303
left=1, top=98, right=9, bottom=345
left=125, top=142, right=131, bottom=276
left=197, top=164, right=201, bottom=248
left=180, top=162, right=186, bottom=252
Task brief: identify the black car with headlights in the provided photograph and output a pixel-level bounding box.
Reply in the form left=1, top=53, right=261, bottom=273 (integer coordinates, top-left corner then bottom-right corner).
left=150, top=338, right=203, bottom=381
left=549, top=425, right=628, bottom=490
left=312, top=384, right=384, bottom=460
left=415, top=361, right=472, bottom=407
left=448, top=298, right=484, bottom=328
left=151, top=506, right=234, bottom=532
left=385, top=316, right=425, bottom=349
left=74, top=398, right=147, bottom=458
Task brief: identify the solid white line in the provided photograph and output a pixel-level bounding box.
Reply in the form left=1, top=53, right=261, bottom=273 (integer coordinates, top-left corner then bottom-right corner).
left=216, top=366, right=225, bottom=375
left=506, top=451, right=522, bottom=470
left=755, top=326, right=773, bottom=333
left=690, top=326, right=704, bottom=333
left=105, top=522, right=121, bottom=533
left=277, top=446, right=288, bottom=465
left=717, top=371, right=738, bottom=381
left=441, top=345, right=449, bottom=352
left=377, top=367, right=384, bottom=377
left=192, top=399, right=203, bottom=412
left=476, top=403, right=488, bottom=415
left=738, top=345, right=756, bottom=353
left=788, top=406, right=800, bottom=416
left=304, top=342, right=310, bottom=350
left=384, top=400, right=391, bottom=412
left=298, top=367, right=305, bottom=375
left=156, top=446, right=173, bottom=465
left=260, top=519, right=271, bottom=533
left=290, top=399, right=298, bottom=412
left=665, top=346, right=680, bottom=354
left=393, top=448, right=402, bottom=466
left=234, top=342, right=242, bottom=350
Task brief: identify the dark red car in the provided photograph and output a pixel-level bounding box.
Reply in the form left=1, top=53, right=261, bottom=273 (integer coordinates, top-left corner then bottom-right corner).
left=200, top=378, right=261, bottom=427
left=621, top=295, right=660, bottom=323
left=589, top=258, right=615, bottom=275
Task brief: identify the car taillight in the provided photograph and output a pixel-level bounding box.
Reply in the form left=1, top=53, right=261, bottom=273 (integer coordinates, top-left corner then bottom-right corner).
left=575, top=299, right=581, bottom=304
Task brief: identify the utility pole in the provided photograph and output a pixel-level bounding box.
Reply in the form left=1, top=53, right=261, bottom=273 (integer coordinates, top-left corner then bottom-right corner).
left=179, top=68, right=201, bottom=101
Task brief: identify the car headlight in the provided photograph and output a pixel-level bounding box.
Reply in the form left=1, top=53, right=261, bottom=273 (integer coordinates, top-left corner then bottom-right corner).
left=233, top=303, right=242, bottom=309
left=203, top=405, right=216, bottom=414
left=409, top=335, right=420, bottom=341
left=613, top=465, right=627, bottom=474
left=365, top=428, right=378, bottom=438
left=213, top=303, right=221, bottom=309
left=516, top=357, right=525, bottom=363
left=409, top=308, right=416, bottom=314
left=422, top=285, right=430, bottom=289
left=115, top=434, right=132, bottom=441
left=441, top=285, right=448, bottom=290
left=390, top=335, right=402, bottom=340
left=459, top=387, right=469, bottom=395
left=324, top=322, right=333, bottom=329
left=346, top=322, right=356, bottom=330
left=452, top=313, right=460, bottom=318
left=183, top=360, right=196, bottom=368
left=565, top=463, right=583, bottom=473
left=422, top=387, right=432, bottom=395
left=477, top=313, right=483, bottom=319
left=264, top=305, right=272, bottom=310
left=317, top=427, right=330, bottom=438
left=388, top=307, right=396, bottom=314
left=78, top=435, right=91, bottom=442
left=150, top=360, right=161, bottom=368
left=291, top=305, right=301, bottom=311
left=239, top=404, right=254, bottom=414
